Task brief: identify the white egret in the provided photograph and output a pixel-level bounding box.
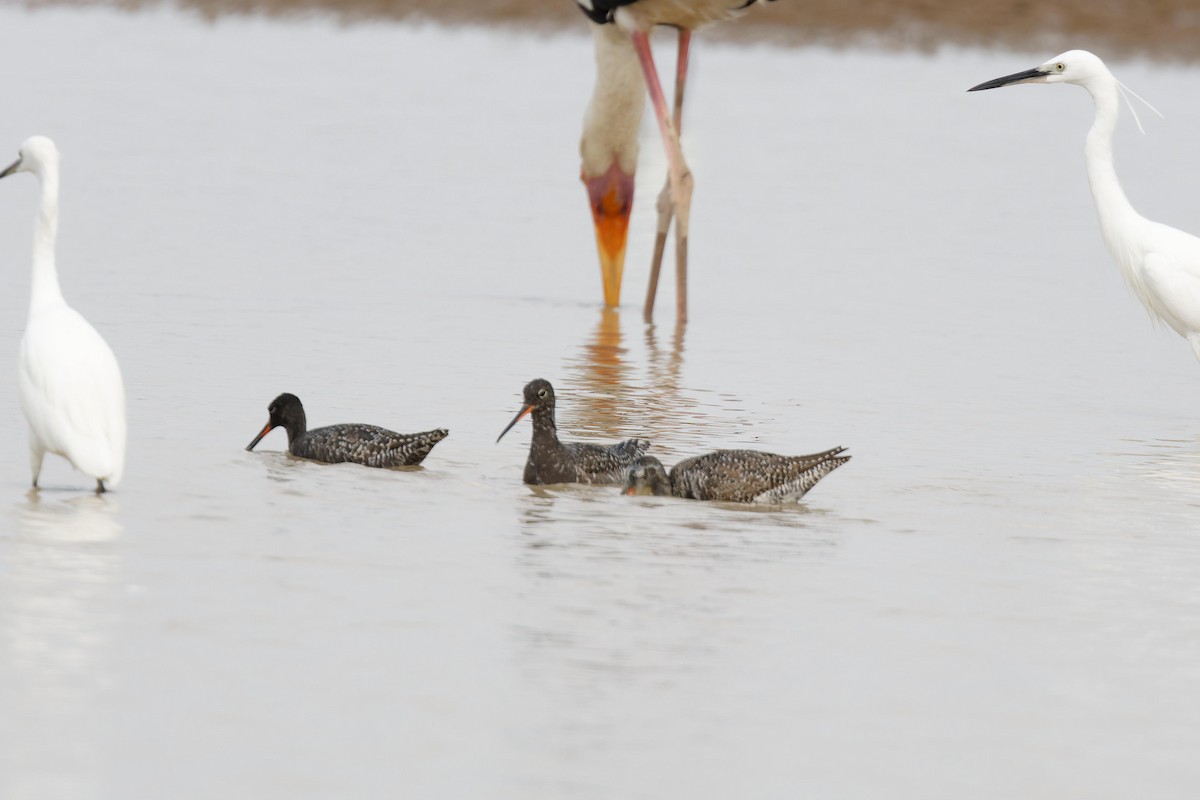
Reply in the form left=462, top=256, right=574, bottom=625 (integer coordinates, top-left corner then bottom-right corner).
left=577, top=0, right=775, bottom=322
left=969, top=51, right=1200, bottom=361
left=1, top=136, right=126, bottom=492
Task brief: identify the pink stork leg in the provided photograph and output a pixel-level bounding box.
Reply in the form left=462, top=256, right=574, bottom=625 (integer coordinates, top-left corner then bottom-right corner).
left=643, top=28, right=691, bottom=323
left=631, top=29, right=694, bottom=324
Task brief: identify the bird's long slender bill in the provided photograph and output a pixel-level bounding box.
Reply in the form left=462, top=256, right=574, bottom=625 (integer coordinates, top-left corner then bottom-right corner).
left=496, top=404, right=534, bottom=443
left=0, top=158, right=20, bottom=179
left=583, top=162, right=635, bottom=307
left=968, top=67, right=1046, bottom=92
left=245, top=422, right=275, bottom=451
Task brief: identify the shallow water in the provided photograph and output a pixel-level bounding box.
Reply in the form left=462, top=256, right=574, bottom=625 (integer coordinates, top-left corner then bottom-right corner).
left=1, top=7, right=1200, bottom=799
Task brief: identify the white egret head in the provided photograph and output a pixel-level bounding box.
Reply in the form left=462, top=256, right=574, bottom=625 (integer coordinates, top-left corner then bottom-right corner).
left=969, top=50, right=1163, bottom=133
left=968, top=50, right=1112, bottom=91
left=0, top=135, right=60, bottom=180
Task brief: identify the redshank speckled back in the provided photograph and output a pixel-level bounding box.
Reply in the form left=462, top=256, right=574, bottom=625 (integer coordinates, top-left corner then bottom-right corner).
left=496, top=378, right=651, bottom=485
left=622, top=447, right=849, bottom=503
left=245, top=393, right=448, bottom=468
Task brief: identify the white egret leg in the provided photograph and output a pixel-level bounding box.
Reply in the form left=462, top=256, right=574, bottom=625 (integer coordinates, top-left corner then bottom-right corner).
left=631, top=30, right=694, bottom=324
left=29, top=440, right=44, bottom=489
left=645, top=28, right=691, bottom=323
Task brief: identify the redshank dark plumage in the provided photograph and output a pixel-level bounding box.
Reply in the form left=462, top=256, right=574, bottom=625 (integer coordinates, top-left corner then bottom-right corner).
left=622, top=447, right=849, bottom=503
left=496, top=378, right=651, bottom=485
left=245, top=393, right=448, bottom=468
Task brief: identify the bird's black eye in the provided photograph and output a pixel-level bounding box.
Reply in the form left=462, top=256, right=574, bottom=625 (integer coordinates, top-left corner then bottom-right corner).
left=537, top=389, right=547, bottom=398
left=1055, top=63, right=1065, bottom=72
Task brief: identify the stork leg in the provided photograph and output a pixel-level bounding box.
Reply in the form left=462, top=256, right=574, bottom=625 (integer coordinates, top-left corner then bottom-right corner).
left=631, top=29, right=694, bottom=324
left=644, top=28, right=691, bottom=323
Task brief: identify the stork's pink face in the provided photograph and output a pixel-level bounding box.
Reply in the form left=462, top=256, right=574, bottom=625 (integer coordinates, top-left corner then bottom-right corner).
left=583, top=161, right=635, bottom=307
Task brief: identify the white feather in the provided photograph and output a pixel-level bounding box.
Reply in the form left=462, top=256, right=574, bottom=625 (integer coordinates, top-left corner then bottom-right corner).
left=3, top=135, right=126, bottom=491
left=982, top=51, right=1200, bottom=363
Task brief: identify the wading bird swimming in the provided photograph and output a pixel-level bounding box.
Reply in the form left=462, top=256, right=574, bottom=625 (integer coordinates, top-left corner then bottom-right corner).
left=969, top=51, right=1200, bottom=361
left=245, top=393, right=448, bottom=468
left=1, top=136, right=126, bottom=493
left=622, top=447, right=849, bottom=504
left=496, top=378, right=650, bottom=485
left=578, top=0, right=775, bottom=323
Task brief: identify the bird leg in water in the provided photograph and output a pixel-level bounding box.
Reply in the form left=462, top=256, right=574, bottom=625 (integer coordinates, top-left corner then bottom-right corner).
left=30, top=446, right=43, bottom=490
left=645, top=28, right=691, bottom=323
left=631, top=29, right=694, bottom=325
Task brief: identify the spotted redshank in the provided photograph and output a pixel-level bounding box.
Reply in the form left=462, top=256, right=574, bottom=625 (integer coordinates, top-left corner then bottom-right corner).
left=245, top=393, right=448, bottom=468
left=497, top=378, right=651, bottom=485
left=622, top=447, right=849, bottom=503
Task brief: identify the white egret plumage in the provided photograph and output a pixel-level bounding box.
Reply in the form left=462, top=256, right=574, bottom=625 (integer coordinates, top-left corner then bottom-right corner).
left=578, top=0, right=775, bottom=323
left=969, top=51, right=1200, bottom=362
left=1, top=136, right=126, bottom=492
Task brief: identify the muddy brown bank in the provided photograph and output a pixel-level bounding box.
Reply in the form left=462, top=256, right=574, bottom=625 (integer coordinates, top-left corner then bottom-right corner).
left=11, top=0, right=1200, bottom=60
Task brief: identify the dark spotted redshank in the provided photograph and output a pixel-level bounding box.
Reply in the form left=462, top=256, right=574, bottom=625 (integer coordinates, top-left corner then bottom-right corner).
left=245, top=393, right=447, bottom=468
left=496, top=378, right=651, bottom=485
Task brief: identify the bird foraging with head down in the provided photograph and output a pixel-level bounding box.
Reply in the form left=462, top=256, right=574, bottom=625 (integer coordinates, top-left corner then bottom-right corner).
left=622, top=447, right=849, bottom=504
left=246, top=393, right=447, bottom=468
left=577, top=0, right=776, bottom=322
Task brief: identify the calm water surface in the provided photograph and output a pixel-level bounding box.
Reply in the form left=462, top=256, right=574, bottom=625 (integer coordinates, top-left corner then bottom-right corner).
left=1, top=7, right=1199, bottom=799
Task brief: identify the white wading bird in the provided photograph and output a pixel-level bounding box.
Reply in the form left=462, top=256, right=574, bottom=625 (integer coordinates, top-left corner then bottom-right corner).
left=970, top=51, right=1200, bottom=362
left=577, top=0, right=775, bottom=323
left=1, top=136, right=126, bottom=492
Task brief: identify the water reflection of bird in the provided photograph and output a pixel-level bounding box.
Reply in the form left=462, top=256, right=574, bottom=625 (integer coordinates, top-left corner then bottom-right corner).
left=623, top=447, right=850, bottom=503
left=562, top=309, right=755, bottom=459
left=16, top=491, right=122, bottom=541
left=578, top=0, right=775, bottom=322
left=562, top=308, right=638, bottom=440
left=497, top=378, right=651, bottom=485
left=245, top=393, right=448, bottom=467
left=0, top=136, right=126, bottom=494
left=970, top=51, right=1200, bottom=362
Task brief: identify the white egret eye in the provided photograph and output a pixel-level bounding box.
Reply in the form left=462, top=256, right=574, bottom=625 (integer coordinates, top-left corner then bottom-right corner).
left=1055, top=63, right=1066, bottom=72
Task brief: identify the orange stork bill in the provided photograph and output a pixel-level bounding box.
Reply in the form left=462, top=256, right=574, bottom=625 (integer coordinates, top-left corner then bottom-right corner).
left=577, top=0, right=776, bottom=323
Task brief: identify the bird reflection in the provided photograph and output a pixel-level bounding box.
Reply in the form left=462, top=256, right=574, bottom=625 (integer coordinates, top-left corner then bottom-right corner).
left=558, top=307, right=643, bottom=440
left=516, top=486, right=563, bottom=535
left=558, top=308, right=753, bottom=462
left=258, top=453, right=311, bottom=489
left=640, top=319, right=693, bottom=458
left=15, top=490, right=122, bottom=541
left=4, top=491, right=122, bottom=741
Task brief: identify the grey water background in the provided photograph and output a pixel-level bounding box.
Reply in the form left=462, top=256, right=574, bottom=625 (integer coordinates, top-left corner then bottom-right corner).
left=1, top=6, right=1199, bottom=798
